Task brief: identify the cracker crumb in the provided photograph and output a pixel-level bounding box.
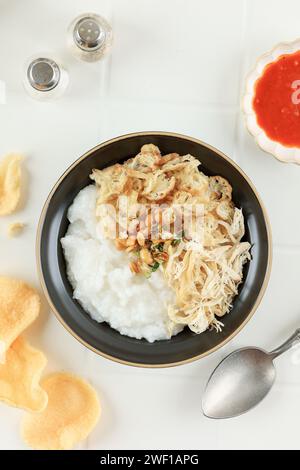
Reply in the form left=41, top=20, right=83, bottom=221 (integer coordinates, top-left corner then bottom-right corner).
left=8, top=222, right=25, bottom=238
left=0, top=154, right=23, bottom=216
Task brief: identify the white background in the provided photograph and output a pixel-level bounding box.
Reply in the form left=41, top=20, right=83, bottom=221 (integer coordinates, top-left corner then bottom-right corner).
left=0, top=0, right=300, bottom=450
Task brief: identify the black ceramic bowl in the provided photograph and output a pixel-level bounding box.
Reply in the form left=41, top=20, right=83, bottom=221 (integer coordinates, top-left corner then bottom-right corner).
left=37, top=132, right=272, bottom=368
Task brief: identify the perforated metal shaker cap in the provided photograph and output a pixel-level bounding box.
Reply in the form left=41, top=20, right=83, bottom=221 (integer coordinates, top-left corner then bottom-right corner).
left=27, top=58, right=61, bottom=92
left=73, top=16, right=106, bottom=52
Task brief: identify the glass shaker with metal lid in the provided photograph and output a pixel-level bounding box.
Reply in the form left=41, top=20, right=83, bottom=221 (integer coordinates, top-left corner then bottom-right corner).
left=23, top=55, right=69, bottom=100
left=67, top=13, right=113, bottom=62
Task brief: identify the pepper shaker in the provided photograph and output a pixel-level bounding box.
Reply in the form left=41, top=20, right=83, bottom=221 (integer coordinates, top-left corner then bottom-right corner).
left=23, top=55, right=69, bottom=100
left=67, top=13, right=113, bottom=62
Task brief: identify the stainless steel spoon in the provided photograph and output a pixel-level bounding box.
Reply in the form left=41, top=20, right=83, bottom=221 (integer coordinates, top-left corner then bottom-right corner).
left=202, top=329, right=300, bottom=419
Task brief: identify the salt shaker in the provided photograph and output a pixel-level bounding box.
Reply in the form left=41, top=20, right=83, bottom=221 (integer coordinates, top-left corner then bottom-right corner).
left=23, top=56, right=69, bottom=100
left=67, top=13, right=113, bottom=62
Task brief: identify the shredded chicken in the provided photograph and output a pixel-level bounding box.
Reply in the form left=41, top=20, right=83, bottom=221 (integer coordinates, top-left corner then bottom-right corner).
left=91, top=145, right=251, bottom=336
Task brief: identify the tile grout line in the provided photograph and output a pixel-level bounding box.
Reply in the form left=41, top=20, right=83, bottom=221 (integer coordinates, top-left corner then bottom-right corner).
left=84, top=0, right=114, bottom=451
left=217, top=0, right=250, bottom=448
left=232, top=0, right=249, bottom=166
left=98, top=1, right=114, bottom=127
left=98, top=96, right=239, bottom=112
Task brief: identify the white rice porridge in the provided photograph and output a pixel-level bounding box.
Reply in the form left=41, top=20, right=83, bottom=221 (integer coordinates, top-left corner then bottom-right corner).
left=61, top=185, right=183, bottom=342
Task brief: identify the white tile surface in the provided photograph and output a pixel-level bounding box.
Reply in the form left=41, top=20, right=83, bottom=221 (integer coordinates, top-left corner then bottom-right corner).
left=100, top=101, right=237, bottom=157
left=108, top=0, right=245, bottom=106
left=1, top=0, right=300, bottom=451
left=218, top=384, right=300, bottom=450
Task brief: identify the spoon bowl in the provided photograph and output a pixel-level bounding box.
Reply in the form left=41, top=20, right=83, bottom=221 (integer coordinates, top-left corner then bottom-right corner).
left=202, top=329, right=300, bottom=419
left=202, top=348, right=276, bottom=419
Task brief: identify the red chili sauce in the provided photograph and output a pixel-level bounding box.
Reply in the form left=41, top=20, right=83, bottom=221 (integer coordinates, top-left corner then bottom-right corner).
left=253, top=50, right=300, bottom=148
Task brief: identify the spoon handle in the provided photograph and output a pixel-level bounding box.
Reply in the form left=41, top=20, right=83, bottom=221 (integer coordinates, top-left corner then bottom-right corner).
left=269, top=329, right=300, bottom=359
